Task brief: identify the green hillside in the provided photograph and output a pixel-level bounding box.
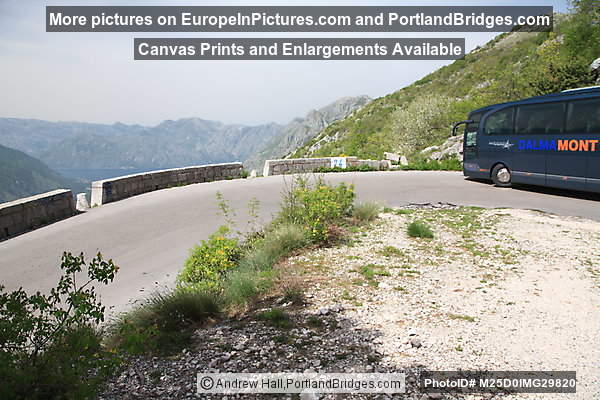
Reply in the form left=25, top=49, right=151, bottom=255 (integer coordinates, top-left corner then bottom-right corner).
left=292, top=1, right=599, bottom=160
left=0, top=144, right=85, bottom=203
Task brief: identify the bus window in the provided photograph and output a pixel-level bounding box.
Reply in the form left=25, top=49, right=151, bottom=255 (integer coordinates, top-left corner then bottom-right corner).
left=566, top=98, right=600, bottom=134
left=516, top=102, right=565, bottom=134
left=484, top=108, right=514, bottom=135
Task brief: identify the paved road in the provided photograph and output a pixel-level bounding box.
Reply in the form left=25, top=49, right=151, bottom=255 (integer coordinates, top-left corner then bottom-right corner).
left=1, top=171, right=599, bottom=315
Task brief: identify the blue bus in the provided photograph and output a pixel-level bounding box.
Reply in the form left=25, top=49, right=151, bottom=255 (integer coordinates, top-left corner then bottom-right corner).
left=454, top=86, right=600, bottom=193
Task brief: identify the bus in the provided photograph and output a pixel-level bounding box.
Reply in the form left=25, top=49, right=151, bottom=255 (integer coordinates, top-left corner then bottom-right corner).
left=454, top=86, right=600, bottom=193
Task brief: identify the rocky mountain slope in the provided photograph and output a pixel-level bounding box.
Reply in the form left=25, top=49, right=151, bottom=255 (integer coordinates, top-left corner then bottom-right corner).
left=291, top=4, right=599, bottom=161
left=0, top=144, right=85, bottom=203
left=244, top=95, right=371, bottom=171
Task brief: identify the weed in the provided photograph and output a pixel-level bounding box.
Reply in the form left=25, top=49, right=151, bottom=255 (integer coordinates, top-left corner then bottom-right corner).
left=282, top=284, right=305, bottom=306
left=378, top=245, right=406, bottom=258
left=307, top=316, right=324, bottom=328
left=407, top=220, right=434, bottom=239
left=256, top=308, right=292, bottom=329
left=352, top=202, right=381, bottom=222
left=447, top=313, right=476, bottom=322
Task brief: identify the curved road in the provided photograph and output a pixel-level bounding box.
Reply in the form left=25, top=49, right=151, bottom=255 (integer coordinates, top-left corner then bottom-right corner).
left=1, top=171, right=599, bottom=315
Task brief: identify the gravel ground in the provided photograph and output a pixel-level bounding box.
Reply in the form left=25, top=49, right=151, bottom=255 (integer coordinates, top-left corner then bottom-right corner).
left=101, top=205, right=600, bottom=399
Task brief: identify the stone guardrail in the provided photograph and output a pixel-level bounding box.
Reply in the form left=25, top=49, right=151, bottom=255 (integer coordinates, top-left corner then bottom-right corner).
left=91, top=163, right=244, bottom=206
left=263, top=157, right=389, bottom=177
left=0, top=189, right=75, bottom=240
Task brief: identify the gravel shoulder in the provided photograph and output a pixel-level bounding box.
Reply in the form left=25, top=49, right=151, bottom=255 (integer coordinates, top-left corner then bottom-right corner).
left=102, top=206, right=600, bottom=399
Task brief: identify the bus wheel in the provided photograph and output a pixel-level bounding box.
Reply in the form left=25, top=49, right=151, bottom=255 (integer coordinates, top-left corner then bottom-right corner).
left=491, top=164, right=512, bottom=187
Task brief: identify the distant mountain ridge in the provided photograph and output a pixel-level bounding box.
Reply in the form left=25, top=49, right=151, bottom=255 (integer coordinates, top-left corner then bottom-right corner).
left=244, top=95, right=371, bottom=171
left=0, top=117, right=281, bottom=170
left=0, top=144, right=85, bottom=203
left=0, top=96, right=369, bottom=173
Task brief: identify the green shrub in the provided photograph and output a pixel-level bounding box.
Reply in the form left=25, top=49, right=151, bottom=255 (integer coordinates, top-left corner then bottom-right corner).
left=314, top=164, right=378, bottom=173
left=352, top=202, right=381, bottom=222
left=400, top=156, right=462, bottom=171
left=256, top=308, right=292, bottom=329
left=407, top=220, right=435, bottom=239
left=178, top=226, right=241, bottom=290
left=0, top=252, right=119, bottom=400
left=109, top=289, right=219, bottom=355
left=279, top=177, right=355, bottom=242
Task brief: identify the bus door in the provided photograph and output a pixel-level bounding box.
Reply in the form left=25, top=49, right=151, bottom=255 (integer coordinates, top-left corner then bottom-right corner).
left=463, top=114, right=480, bottom=162
left=512, top=103, right=559, bottom=186
left=480, top=107, right=514, bottom=175
left=546, top=100, right=590, bottom=191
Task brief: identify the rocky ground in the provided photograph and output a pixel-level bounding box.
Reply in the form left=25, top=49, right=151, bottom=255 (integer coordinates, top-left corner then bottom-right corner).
left=101, top=205, right=600, bottom=399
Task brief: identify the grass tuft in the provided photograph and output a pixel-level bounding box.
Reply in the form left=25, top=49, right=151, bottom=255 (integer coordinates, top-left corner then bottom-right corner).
left=447, top=313, right=476, bottom=322
left=256, top=308, right=292, bottom=329
left=352, top=202, right=381, bottom=222
left=407, top=220, right=434, bottom=239
left=108, top=289, right=219, bottom=355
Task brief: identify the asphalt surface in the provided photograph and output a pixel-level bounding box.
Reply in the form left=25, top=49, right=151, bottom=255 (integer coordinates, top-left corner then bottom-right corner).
left=1, top=171, right=599, bottom=315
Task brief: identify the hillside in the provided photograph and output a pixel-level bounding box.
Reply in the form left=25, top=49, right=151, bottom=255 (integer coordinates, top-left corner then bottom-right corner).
left=292, top=3, right=600, bottom=160
left=0, top=144, right=85, bottom=203
left=243, top=95, right=371, bottom=171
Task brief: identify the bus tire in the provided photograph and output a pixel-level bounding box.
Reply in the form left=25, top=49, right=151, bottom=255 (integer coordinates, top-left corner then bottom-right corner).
left=491, top=164, right=512, bottom=187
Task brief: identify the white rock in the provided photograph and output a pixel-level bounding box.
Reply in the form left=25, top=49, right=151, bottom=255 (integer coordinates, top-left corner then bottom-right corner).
left=400, top=156, right=409, bottom=166
left=76, top=193, right=90, bottom=211
left=300, top=391, right=320, bottom=400
left=384, top=152, right=400, bottom=162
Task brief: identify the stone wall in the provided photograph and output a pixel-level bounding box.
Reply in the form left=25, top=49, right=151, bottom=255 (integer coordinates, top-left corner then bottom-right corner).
left=91, top=163, right=244, bottom=206
left=263, top=157, right=389, bottom=177
left=0, top=189, right=75, bottom=240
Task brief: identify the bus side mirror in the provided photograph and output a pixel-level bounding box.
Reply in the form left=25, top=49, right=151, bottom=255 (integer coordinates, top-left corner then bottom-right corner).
left=452, top=120, right=473, bottom=136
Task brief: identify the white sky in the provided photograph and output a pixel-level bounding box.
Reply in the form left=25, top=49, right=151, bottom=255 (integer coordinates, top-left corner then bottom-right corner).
left=0, top=0, right=569, bottom=126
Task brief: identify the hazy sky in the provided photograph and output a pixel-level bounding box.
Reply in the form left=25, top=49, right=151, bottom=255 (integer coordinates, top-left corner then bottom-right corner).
left=0, top=0, right=569, bottom=126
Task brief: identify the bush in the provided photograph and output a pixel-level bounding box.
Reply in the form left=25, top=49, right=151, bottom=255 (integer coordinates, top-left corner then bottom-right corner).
left=109, top=289, right=219, bottom=355
left=314, top=164, right=378, bottom=173
left=0, top=252, right=119, bottom=399
left=352, top=202, right=381, bottom=222
left=279, top=177, right=355, bottom=242
left=407, top=220, right=435, bottom=239
left=178, top=226, right=241, bottom=290
left=400, top=156, right=462, bottom=171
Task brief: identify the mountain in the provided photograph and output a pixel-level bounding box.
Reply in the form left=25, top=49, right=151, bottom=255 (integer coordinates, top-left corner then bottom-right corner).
left=0, top=144, right=86, bottom=203
left=0, top=96, right=369, bottom=173
left=244, top=96, right=371, bottom=171
left=0, top=118, right=282, bottom=170
left=291, top=5, right=599, bottom=160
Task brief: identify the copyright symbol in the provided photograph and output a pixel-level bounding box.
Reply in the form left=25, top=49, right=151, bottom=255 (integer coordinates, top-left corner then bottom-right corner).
left=199, top=376, right=214, bottom=390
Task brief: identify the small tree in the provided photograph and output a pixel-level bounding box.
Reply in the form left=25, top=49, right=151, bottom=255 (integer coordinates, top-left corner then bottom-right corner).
left=0, top=252, right=119, bottom=399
